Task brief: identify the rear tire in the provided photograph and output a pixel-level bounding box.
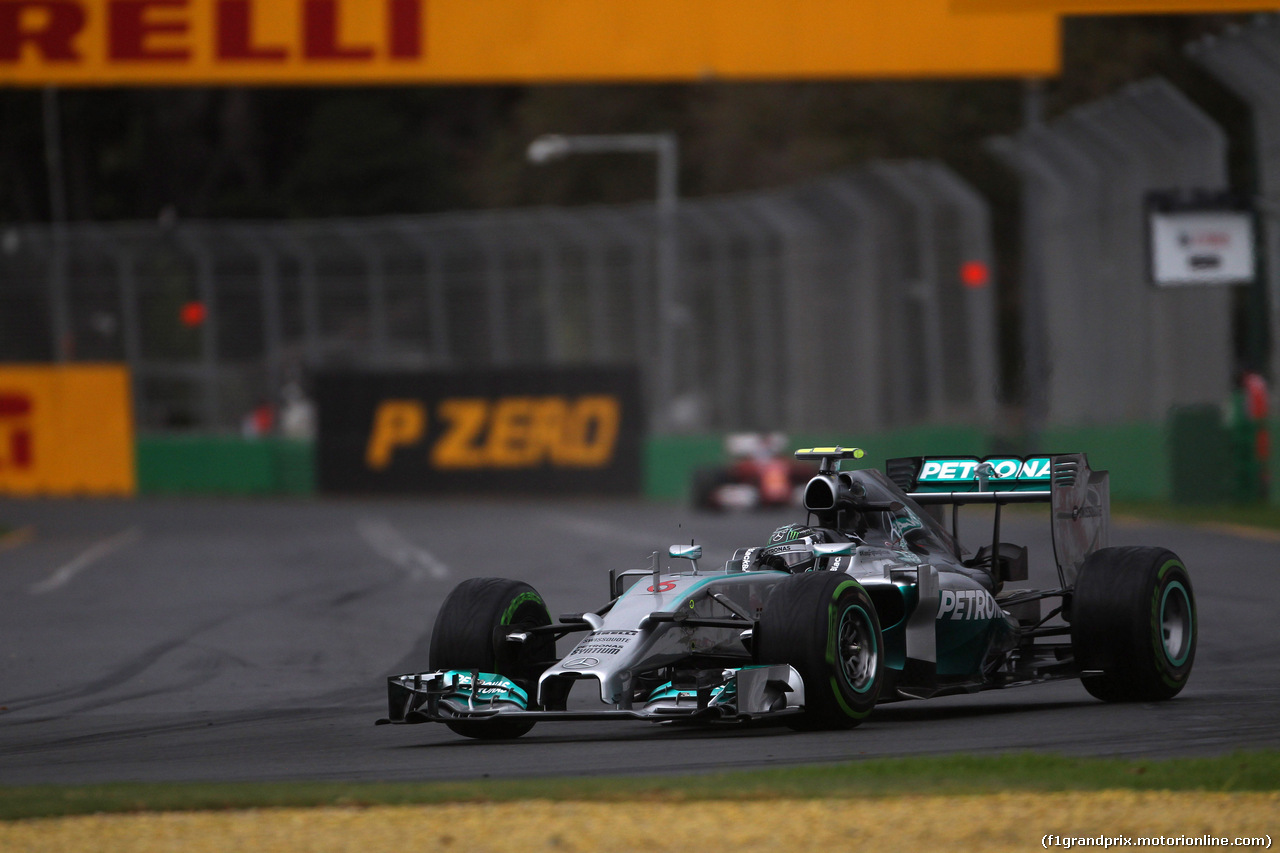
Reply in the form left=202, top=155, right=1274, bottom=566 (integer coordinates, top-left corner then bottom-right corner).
left=429, top=577, right=554, bottom=739
left=1071, top=546, right=1196, bottom=702
left=757, top=572, right=883, bottom=730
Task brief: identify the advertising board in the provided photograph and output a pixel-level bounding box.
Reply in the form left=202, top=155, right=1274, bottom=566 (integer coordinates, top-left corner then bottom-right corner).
left=1, top=0, right=1059, bottom=85
left=1147, top=191, right=1256, bottom=287
left=0, top=364, right=136, bottom=496
left=315, top=366, right=644, bottom=494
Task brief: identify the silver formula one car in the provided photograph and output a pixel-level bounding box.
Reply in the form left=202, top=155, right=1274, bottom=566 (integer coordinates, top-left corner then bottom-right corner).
left=378, top=447, right=1196, bottom=739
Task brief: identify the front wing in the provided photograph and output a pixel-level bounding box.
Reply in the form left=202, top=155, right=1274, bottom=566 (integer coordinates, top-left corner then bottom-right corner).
left=376, top=664, right=806, bottom=727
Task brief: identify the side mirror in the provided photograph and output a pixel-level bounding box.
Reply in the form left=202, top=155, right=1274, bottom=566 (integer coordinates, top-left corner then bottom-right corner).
left=812, top=542, right=855, bottom=558
left=669, top=544, right=703, bottom=561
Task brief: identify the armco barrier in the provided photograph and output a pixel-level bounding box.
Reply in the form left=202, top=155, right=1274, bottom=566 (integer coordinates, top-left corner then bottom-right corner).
left=136, top=435, right=313, bottom=496
left=135, top=427, right=991, bottom=501
left=131, top=421, right=1233, bottom=505
left=1168, top=405, right=1235, bottom=505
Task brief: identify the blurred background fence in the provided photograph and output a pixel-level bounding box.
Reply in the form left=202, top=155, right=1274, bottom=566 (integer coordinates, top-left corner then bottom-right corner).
left=1192, top=18, right=1280, bottom=392
left=988, top=76, right=1234, bottom=435
left=0, top=160, right=1001, bottom=437
left=6, top=19, right=1280, bottom=503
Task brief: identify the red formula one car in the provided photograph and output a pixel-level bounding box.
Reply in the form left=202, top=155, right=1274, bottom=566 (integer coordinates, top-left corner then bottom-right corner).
left=692, top=433, right=815, bottom=510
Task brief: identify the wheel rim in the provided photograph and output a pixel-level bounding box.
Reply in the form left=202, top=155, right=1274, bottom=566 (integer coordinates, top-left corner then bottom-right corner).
left=837, top=605, right=878, bottom=693
left=1159, top=581, right=1193, bottom=666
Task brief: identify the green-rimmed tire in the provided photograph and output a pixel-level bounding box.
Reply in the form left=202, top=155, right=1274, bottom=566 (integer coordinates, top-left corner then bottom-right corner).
left=1070, top=546, right=1196, bottom=702
left=757, top=571, right=883, bottom=730
left=429, top=577, right=554, bottom=739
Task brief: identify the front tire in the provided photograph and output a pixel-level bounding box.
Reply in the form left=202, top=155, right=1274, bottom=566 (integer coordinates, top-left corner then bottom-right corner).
left=429, top=577, right=554, bottom=739
left=1070, top=546, right=1196, bottom=702
left=757, top=572, right=883, bottom=730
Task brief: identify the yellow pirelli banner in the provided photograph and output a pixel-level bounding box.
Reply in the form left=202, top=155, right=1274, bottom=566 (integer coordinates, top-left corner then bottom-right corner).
left=952, top=0, right=1280, bottom=11
left=0, top=364, right=136, bottom=496
left=0, top=0, right=1061, bottom=86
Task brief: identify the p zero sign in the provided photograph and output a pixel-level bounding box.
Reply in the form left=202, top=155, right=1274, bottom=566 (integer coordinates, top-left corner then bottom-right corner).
left=315, top=367, right=644, bottom=494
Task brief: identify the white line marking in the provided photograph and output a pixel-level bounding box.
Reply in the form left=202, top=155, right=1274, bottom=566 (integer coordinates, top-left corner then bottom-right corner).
left=357, top=518, right=450, bottom=581
left=29, top=527, right=143, bottom=595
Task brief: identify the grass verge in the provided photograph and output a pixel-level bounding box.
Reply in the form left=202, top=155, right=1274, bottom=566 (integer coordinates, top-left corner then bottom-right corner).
left=1113, top=501, right=1280, bottom=531
left=2, top=751, right=1277, bottom=821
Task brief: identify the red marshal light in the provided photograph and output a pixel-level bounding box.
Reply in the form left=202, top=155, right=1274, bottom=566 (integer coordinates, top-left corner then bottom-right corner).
left=180, top=301, right=207, bottom=327
left=960, top=260, right=990, bottom=290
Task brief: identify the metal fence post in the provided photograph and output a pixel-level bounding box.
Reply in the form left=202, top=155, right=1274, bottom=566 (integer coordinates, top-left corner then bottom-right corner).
left=1092, top=80, right=1232, bottom=417
left=910, top=160, right=1001, bottom=425
left=812, top=174, right=885, bottom=432
left=176, top=227, right=220, bottom=428
left=233, top=227, right=285, bottom=403
left=280, top=228, right=323, bottom=368
left=1055, top=107, right=1147, bottom=423
left=586, top=208, right=653, bottom=373
left=544, top=207, right=629, bottom=364
left=868, top=161, right=945, bottom=421
left=394, top=221, right=453, bottom=366
left=480, top=213, right=511, bottom=366
left=43, top=87, right=72, bottom=363
left=682, top=203, right=744, bottom=429
left=533, top=210, right=572, bottom=363
left=1192, top=22, right=1280, bottom=385
left=337, top=223, right=390, bottom=365
left=987, top=135, right=1069, bottom=438
left=748, top=193, right=825, bottom=431
left=707, top=200, right=782, bottom=430
left=655, top=135, right=681, bottom=430
left=85, top=225, right=143, bottom=424
left=594, top=206, right=662, bottom=427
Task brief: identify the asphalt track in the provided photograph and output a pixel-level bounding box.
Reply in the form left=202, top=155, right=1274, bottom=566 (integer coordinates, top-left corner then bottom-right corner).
left=0, top=494, right=1277, bottom=785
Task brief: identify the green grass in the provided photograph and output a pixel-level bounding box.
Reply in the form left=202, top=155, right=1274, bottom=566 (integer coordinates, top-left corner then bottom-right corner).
left=2, top=751, right=1277, bottom=821
left=1113, top=502, right=1280, bottom=531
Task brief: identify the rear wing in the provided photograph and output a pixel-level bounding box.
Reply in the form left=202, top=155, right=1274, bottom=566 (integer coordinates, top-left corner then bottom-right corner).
left=887, top=455, right=1052, bottom=500
left=885, top=453, right=1110, bottom=587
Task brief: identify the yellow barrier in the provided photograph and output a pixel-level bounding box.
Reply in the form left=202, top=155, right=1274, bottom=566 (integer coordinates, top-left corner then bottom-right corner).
left=953, top=0, right=1280, bottom=11
left=0, top=364, right=136, bottom=496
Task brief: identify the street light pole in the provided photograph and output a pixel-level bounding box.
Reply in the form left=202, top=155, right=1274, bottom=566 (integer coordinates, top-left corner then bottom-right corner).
left=527, top=132, right=680, bottom=431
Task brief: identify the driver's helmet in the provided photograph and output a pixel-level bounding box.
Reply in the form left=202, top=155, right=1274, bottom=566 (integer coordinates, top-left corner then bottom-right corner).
left=759, top=523, right=831, bottom=573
